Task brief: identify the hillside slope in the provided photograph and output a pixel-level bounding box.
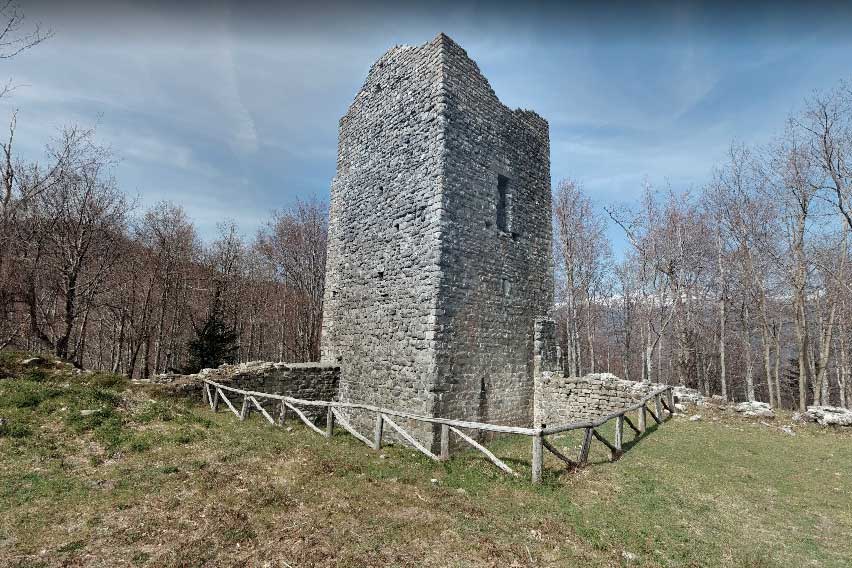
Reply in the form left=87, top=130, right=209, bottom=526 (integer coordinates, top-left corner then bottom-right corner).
left=1, top=352, right=851, bottom=567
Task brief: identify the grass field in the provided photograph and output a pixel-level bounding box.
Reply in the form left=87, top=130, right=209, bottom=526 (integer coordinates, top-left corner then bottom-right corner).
left=1, top=352, right=851, bottom=567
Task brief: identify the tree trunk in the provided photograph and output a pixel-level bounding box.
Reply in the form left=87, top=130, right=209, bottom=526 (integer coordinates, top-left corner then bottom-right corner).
left=56, top=270, right=78, bottom=360
left=794, top=296, right=811, bottom=411
left=741, top=302, right=755, bottom=402
left=586, top=295, right=595, bottom=374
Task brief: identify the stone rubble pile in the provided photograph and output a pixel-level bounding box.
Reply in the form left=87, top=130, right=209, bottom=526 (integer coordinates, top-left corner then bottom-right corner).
left=733, top=401, right=775, bottom=418
left=800, top=406, right=852, bottom=426
left=672, top=385, right=704, bottom=406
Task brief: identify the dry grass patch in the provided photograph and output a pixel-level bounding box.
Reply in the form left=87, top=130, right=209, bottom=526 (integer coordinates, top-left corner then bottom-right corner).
left=1, top=352, right=852, bottom=566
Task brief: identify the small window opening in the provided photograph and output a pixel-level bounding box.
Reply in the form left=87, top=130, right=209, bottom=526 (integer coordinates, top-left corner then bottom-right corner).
left=394, top=223, right=400, bottom=232
left=377, top=271, right=384, bottom=279
left=496, top=175, right=509, bottom=232
left=331, top=290, right=338, bottom=299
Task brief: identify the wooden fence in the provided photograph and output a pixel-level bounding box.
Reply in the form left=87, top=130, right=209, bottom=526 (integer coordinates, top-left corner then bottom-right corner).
left=202, top=379, right=675, bottom=483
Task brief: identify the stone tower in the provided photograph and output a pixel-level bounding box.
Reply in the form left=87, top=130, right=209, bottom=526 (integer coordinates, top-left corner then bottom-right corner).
left=321, top=33, right=553, bottom=448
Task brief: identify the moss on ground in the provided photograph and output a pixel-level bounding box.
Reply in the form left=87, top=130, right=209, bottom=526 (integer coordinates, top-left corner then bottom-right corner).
left=1, top=351, right=850, bottom=567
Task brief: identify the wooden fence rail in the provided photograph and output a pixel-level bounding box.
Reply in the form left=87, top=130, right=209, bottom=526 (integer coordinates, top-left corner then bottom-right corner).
left=201, top=379, right=675, bottom=484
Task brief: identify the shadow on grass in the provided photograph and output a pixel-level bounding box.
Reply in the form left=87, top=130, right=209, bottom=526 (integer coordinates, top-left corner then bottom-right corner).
left=537, top=417, right=672, bottom=476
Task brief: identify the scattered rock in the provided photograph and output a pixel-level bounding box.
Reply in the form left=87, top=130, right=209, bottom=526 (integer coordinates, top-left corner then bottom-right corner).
left=430, top=478, right=439, bottom=484
left=21, top=357, right=45, bottom=366
left=455, top=488, right=467, bottom=495
left=672, top=385, right=704, bottom=405
left=622, top=551, right=638, bottom=563
left=79, top=409, right=97, bottom=417
left=689, top=415, right=702, bottom=422
left=674, top=403, right=687, bottom=412
left=803, top=406, right=852, bottom=426
left=379, top=454, right=387, bottom=460
left=781, top=426, right=796, bottom=436
left=734, top=401, right=774, bottom=418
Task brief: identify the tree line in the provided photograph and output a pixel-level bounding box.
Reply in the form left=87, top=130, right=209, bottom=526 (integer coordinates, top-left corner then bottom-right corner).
left=0, top=119, right=327, bottom=376
left=1, top=1, right=849, bottom=412
left=553, top=80, right=852, bottom=411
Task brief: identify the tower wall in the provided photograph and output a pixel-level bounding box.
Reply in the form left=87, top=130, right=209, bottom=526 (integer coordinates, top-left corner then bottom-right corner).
left=321, top=34, right=553, bottom=448
left=432, top=37, right=553, bottom=430
left=320, top=41, right=446, bottom=439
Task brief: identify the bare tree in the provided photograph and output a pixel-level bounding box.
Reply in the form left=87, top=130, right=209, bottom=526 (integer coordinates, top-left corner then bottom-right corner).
left=256, top=198, right=328, bottom=361
left=0, top=1, right=53, bottom=97
left=768, top=126, right=820, bottom=411
left=553, top=179, right=610, bottom=376
left=21, top=126, right=131, bottom=362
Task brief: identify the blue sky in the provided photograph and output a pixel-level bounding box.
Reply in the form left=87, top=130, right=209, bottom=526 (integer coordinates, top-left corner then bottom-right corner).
left=5, top=1, right=852, bottom=253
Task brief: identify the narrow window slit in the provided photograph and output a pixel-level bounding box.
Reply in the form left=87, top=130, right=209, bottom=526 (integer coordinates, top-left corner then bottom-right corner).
left=496, top=175, right=509, bottom=232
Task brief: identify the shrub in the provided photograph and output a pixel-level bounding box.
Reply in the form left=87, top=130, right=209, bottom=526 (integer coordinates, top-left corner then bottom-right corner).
left=134, top=400, right=174, bottom=424
left=20, top=369, right=48, bottom=383
left=0, top=419, right=31, bottom=438
left=0, top=380, right=62, bottom=409
left=86, top=372, right=129, bottom=389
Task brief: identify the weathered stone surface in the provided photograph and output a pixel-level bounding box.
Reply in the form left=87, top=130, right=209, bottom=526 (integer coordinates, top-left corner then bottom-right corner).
left=534, top=372, right=662, bottom=426
left=320, top=33, right=552, bottom=448
left=733, top=401, right=774, bottom=418
left=672, top=385, right=704, bottom=406
left=803, top=406, right=852, bottom=426
left=154, top=361, right=340, bottom=422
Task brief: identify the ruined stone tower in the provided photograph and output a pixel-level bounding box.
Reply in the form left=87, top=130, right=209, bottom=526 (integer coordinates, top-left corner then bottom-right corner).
left=321, top=33, right=553, bottom=448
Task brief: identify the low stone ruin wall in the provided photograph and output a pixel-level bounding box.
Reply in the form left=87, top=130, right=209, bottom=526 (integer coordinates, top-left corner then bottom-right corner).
left=534, top=372, right=662, bottom=427
left=155, top=361, right=340, bottom=422
left=531, top=318, right=663, bottom=427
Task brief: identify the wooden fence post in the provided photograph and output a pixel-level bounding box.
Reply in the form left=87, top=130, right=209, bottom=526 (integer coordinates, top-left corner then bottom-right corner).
left=531, top=432, right=543, bottom=484
left=578, top=427, right=593, bottom=465
left=667, top=388, right=675, bottom=416
left=325, top=406, right=335, bottom=438
left=615, top=414, right=624, bottom=451
left=440, top=424, right=450, bottom=461
left=212, top=389, right=220, bottom=413
left=239, top=395, right=249, bottom=421
left=373, top=414, right=384, bottom=450
left=277, top=400, right=287, bottom=426
left=638, top=403, right=646, bottom=433
left=655, top=394, right=663, bottom=422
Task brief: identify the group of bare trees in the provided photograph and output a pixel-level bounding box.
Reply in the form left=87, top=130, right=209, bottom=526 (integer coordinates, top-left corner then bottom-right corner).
left=0, top=3, right=328, bottom=377
left=3, top=1, right=851, bottom=410
left=553, top=81, right=852, bottom=411
left=1, top=119, right=328, bottom=376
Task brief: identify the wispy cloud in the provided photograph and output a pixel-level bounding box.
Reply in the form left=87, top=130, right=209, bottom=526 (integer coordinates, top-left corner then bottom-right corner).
left=3, top=0, right=851, bottom=247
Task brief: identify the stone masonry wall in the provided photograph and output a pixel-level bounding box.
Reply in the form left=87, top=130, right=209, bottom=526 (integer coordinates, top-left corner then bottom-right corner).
left=533, top=318, right=560, bottom=378
left=433, top=35, right=553, bottom=435
left=320, top=37, right=446, bottom=443
left=321, top=33, right=553, bottom=449
left=199, top=362, right=339, bottom=422
left=534, top=372, right=660, bottom=427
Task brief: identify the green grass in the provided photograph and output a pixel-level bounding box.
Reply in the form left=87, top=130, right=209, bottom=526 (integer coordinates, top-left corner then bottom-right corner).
left=1, top=351, right=851, bottom=566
